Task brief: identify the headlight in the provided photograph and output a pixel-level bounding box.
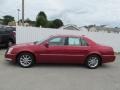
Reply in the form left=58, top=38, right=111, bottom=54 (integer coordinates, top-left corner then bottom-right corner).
left=7, top=48, right=13, bottom=54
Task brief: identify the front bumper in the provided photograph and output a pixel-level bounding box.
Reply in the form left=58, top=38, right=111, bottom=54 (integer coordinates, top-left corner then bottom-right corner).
left=5, top=53, right=16, bottom=63
left=5, top=58, right=13, bottom=61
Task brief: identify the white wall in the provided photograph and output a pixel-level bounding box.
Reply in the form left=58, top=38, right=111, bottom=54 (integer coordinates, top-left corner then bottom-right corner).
left=17, top=27, right=120, bottom=52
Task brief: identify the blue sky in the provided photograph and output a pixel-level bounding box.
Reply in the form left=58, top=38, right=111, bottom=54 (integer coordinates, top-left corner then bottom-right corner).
left=0, top=0, right=120, bottom=26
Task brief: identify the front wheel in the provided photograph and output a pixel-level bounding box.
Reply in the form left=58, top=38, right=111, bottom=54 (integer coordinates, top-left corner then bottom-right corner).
left=17, top=53, right=35, bottom=68
left=85, top=55, right=101, bottom=69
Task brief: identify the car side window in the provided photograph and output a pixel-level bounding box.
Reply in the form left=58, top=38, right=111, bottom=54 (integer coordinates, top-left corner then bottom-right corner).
left=49, top=37, right=65, bottom=46
left=80, top=38, right=88, bottom=46
left=68, top=38, right=81, bottom=46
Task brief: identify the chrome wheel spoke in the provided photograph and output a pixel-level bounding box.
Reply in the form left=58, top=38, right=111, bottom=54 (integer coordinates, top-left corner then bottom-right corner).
left=19, top=54, right=32, bottom=67
left=88, top=57, right=99, bottom=68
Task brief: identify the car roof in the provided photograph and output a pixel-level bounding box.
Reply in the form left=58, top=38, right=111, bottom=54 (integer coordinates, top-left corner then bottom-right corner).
left=49, top=35, right=86, bottom=38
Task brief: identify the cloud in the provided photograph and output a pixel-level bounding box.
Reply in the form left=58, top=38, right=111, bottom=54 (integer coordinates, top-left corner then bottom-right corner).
left=0, top=0, right=120, bottom=26
left=0, top=0, right=7, bottom=5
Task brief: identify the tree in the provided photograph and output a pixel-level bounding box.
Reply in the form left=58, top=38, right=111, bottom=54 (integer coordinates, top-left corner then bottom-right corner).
left=51, top=19, right=63, bottom=28
left=25, top=18, right=35, bottom=26
left=36, top=11, right=48, bottom=27
left=25, top=18, right=32, bottom=24
left=3, top=15, right=15, bottom=25
left=35, top=11, right=64, bottom=28
left=45, top=21, right=53, bottom=28
left=38, top=11, right=47, bottom=20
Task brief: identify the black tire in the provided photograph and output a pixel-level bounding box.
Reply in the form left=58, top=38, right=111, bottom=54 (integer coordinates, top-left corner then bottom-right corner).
left=85, top=55, right=101, bottom=69
left=17, top=53, right=35, bottom=68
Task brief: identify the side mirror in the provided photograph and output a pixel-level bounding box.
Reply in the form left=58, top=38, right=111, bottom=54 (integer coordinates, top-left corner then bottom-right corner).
left=44, top=43, right=49, bottom=48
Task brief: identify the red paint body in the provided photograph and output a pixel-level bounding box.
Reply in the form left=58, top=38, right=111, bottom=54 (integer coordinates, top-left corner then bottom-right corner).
left=5, top=35, right=116, bottom=64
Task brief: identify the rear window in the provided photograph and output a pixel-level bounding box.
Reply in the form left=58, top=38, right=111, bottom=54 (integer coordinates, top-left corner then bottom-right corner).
left=67, top=37, right=88, bottom=46
left=68, top=37, right=81, bottom=46
left=80, top=38, right=88, bottom=46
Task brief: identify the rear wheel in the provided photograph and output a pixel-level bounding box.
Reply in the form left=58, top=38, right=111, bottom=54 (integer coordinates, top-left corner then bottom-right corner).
left=17, top=53, right=35, bottom=68
left=85, top=55, right=101, bottom=69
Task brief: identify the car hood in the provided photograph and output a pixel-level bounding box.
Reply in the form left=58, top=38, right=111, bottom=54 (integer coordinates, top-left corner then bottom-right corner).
left=11, top=42, right=35, bottom=48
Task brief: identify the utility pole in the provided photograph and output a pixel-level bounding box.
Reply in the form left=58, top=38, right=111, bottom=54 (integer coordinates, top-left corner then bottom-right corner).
left=17, top=9, right=20, bottom=26
left=22, top=0, right=24, bottom=26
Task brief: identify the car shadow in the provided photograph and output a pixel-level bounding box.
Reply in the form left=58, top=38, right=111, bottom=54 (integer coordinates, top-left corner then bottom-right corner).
left=4, top=61, right=114, bottom=69
left=4, top=61, right=19, bottom=68
left=34, top=63, right=112, bottom=70
left=99, top=64, right=115, bottom=69
left=4, top=61, right=86, bottom=69
left=0, top=47, right=8, bottom=50
left=35, top=63, right=85, bottom=68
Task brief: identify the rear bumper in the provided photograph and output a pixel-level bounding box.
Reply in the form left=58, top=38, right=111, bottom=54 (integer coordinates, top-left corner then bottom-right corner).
left=102, top=55, right=116, bottom=63
left=5, top=54, right=16, bottom=63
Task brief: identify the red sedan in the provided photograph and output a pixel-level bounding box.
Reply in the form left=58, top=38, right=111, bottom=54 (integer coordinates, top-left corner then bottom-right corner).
left=5, top=35, right=116, bottom=69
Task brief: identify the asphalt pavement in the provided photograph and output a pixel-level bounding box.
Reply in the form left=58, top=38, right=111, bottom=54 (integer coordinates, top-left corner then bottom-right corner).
left=0, top=49, right=120, bottom=90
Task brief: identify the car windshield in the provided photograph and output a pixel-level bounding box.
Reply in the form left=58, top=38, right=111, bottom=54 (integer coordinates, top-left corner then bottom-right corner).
left=34, top=37, right=49, bottom=44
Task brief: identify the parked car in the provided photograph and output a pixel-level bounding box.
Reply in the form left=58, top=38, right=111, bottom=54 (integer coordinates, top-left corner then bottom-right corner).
left=5, top=35, right=115, bottom=69
left=0, top=27, right=16, bottom=47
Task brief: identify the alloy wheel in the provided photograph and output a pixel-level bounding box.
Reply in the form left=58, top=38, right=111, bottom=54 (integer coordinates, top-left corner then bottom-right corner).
left=86, top=55, right=100, bottom=69
left=17, top=53, right=34, bottom=68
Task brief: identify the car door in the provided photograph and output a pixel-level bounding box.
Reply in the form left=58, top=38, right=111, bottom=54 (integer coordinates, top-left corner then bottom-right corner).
left=64, top=37, right=90, bottom=64
left=39, top=37, right=67, bottom=63
left=0, top=30, right=9, bottom=44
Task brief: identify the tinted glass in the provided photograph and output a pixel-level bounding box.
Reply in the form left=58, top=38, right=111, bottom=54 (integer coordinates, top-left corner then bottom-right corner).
left=49, top=37, right=65, bottom=46
left=68, top=38, right=81, bottom=46
left=80, top=38, right=88, bottom=46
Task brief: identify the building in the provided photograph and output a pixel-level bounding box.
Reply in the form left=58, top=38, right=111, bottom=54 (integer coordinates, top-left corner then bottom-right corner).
left=8, top=21, right=16, bottom=26
left=85, top=25, right=120, bottom=33
left=79, top=26, right=89, bottom=32
left=60, top=24, right=80, bottom=30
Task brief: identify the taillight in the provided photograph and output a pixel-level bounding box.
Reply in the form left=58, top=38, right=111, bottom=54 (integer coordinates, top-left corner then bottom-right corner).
left=111, top=47, right=115, bottom=55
